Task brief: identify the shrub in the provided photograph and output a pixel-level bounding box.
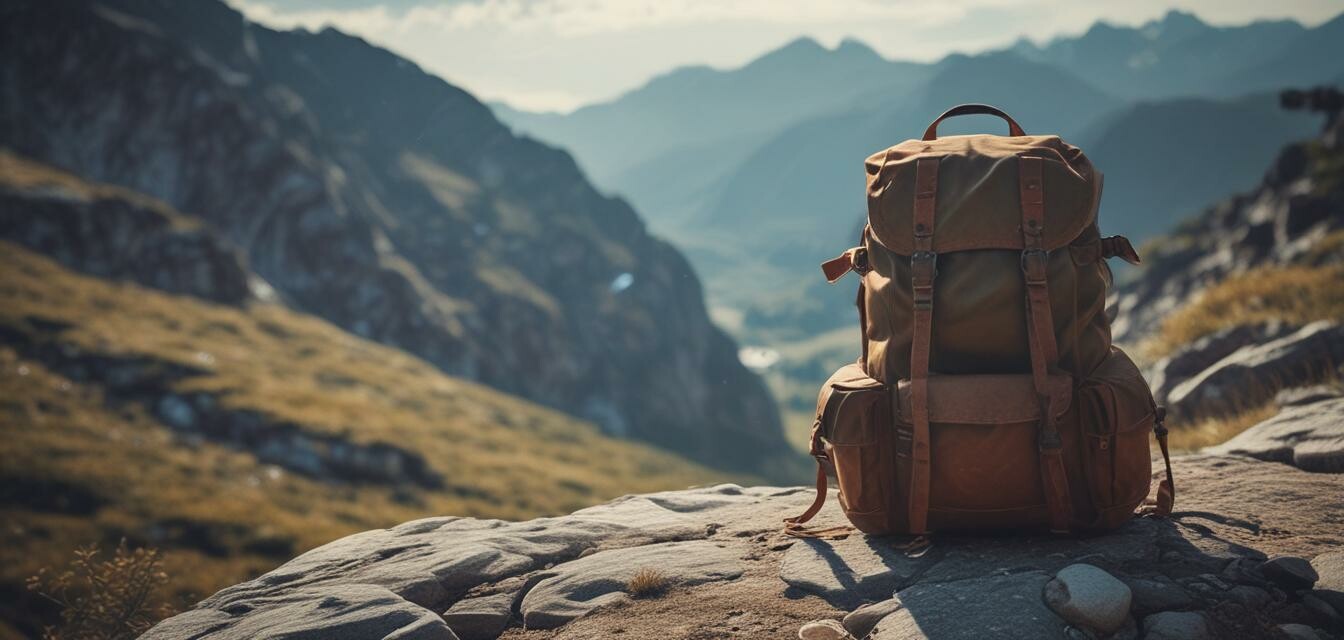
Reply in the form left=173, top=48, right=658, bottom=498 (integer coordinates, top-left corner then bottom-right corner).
left=626, top=567, right=670, bottom=599
left=26, top=540, right=174, bottom=640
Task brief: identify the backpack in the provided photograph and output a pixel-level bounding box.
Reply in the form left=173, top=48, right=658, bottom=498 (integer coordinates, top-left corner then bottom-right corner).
left=786, top=104, right=1174, bottom=537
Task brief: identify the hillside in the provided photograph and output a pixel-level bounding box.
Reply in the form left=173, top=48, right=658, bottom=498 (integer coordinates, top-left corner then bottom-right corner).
left=0, top=231, right=742, bottom=635
left=0, top=0, right=789, bottom=476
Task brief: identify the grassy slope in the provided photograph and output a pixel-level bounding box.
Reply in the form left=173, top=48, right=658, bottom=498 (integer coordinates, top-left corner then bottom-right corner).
left=0, top=244, right=742, bottom=624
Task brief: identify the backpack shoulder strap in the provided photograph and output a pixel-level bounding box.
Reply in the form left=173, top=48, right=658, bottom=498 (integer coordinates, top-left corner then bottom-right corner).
left=907, top=156, right=940, bottom=535
left=1019, top=154, right=1074, bottom=533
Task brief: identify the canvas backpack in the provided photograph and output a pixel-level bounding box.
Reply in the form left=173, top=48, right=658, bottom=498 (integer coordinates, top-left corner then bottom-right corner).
left=786, top=104, right=1175, bottom=537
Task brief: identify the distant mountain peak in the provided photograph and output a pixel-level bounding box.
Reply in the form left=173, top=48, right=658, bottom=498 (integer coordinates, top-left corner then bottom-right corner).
left=1141, top=9, right=1209, bottom=41
left=835, top=37, right=883, bottom=61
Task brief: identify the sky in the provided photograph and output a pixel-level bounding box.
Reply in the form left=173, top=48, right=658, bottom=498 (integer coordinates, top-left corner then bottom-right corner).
left=230, top=0, right=1344, bottom=112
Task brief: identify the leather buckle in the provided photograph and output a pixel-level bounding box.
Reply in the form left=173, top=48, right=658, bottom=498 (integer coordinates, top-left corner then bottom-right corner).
left=852, top=247, right=870, bottom=274
left=1020, top=249, right=1048, bottom=285
left=1036, top=394, right=1061, bottom=452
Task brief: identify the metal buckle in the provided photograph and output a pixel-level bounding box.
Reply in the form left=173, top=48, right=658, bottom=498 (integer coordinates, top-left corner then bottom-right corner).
left=1020, top=249, right=1048, bottom=285
left=911, top=251, right=938, bottom=284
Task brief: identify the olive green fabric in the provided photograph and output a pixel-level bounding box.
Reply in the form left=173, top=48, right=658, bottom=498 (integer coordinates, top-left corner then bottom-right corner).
left=859, top=133, right=1113, bottom=382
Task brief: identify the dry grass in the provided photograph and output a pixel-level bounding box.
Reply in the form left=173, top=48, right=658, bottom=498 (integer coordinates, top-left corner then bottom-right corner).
left=1167, top=403, right=1279, bottom=452
left=626, top=568, right=670, bottom=599
left=0, top=243, right=744, bottom=633
left=27, top=541, right=173, bottom=640
left=1143, top=265, right=1344, bottom=359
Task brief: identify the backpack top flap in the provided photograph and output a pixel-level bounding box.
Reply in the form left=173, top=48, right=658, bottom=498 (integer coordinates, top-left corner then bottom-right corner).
left=864, top=115, right=1101, bottom=255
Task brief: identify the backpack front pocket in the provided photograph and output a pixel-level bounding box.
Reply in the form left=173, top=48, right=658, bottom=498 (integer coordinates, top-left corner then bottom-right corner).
left=1078, top=347, right=1155, bottom=528
left=817, top=364, right=904, bottom=533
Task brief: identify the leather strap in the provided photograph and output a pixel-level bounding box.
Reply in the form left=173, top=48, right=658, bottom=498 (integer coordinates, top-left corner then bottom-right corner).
left=821, top=247, right=869, bottom=283
left=1019, top=155, right=1073, bottom=533
left=1151, top=407, right=1175, bottom=517
left=923, top=103, right=1027, bottom=141
left=1100, top=235, right=1141, bottom=265
left=784, top=422, right=854, bottom=539
left=908, top=156, right=940, bottom=535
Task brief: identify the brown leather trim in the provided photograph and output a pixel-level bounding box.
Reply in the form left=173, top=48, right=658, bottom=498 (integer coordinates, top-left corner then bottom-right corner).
left=907, top=155, right=940, bottom=535
left=1020, top=154, right=1074, bottom=534
left=895, top=374, right=1071, bottom=424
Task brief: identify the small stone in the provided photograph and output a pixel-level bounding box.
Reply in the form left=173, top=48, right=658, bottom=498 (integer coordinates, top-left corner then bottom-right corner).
left=798, top=619, right=850, bottom=640
left=842, top=599, right=901, bottom=639
left=1260, top=556, right=1320, bottom=591
left=1196, top=573, right=1230, bottom=591
left=1142, top=611, right=1210, bottom=640
left=1043, top=564, right=1132, bottom=634
left=1125, top=576, right=1195, bottom=616
left=1277, top=623, right=1321, bottom=640
left=1225, top=585, right=1271, bottom=609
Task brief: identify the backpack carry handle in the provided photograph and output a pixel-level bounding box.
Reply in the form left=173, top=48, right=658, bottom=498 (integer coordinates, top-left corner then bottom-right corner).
left=922, top=103, right=1026, bottom=140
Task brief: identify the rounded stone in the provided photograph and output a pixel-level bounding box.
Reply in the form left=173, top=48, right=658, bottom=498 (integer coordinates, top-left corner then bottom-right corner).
left=1043, top=563, right=1132, bottom=634
left=1260, top=556, right=1320, bottom=592
left=799, top=619, right=850, bottom=640
left=1142, top=611, right=1210, bottom=640
left=1278, top=623, right=1321, bottom=640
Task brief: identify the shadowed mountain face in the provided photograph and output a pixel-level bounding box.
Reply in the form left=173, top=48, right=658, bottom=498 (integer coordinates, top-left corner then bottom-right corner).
left=0, top=0, right=789, bottom=475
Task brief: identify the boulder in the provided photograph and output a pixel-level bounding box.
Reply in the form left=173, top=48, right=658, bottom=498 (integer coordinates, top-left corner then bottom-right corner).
left=1205, top=397, right=1344, bottom=472
left=1278, top=623, right=1322, bottom=640
left=519, top=540, right=744, bottom=629
left=1167, top=322, right=1344, bottom=419
left=1042, top=564, right=1132, bottom=634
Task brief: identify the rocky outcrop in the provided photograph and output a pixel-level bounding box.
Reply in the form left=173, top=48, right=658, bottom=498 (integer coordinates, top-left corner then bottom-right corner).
left=1111, top=115, right=1344, bottom=346
left=0, top=0, right=787, bottom=476
left=144, top=455, right=1344, bottom=640
left=0, top=152, right=255, bottom=305
left=1207, top=395, right=1344, bottom=472
left=1165, top=321, right=1344, bottom=418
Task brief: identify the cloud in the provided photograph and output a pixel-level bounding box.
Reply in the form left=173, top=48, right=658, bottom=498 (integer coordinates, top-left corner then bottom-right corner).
left=234, top=0, right=1018, bottom=38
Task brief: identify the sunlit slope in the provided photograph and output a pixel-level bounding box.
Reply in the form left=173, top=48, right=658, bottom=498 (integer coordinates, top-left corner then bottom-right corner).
left=0, top=243, right=741, bottom=613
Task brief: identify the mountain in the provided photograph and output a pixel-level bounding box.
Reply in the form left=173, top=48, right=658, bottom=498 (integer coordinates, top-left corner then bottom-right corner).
left=494, top=36, right=930, bottom=231
left=1076, top=93, right=1320, bottom=241
left=1011, top=10, right=1312, bottom=99
left=0, top=0, right=790, bottom=476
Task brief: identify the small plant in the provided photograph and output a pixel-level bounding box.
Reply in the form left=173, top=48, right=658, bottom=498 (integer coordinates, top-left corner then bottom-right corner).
left=626, top=567, right=670, bottom=599
left=26, top=539, right=174, bottom=640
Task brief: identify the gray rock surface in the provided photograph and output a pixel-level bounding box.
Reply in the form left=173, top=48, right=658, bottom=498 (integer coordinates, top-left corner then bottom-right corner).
left=1312, top=551, right=1344, bottom=613
left=869, top=572, right=1064, bottom=640
left=520, top=540, right=743, bottom=629
left=780, top=535, right=931, bottom=607
left=1145, top=321, right=1296, bottom=405
left=1042, top=564, right=1132, bottom=634
left=1142, top=611, right=1210, bottom=640
left=1167, top=322, right=1344, bottom=419
left=144, top=456, right=1344, bottom=640
left=441, top=593, right=512, bottom=640
left=1206, top=396, right=1344, bottom=472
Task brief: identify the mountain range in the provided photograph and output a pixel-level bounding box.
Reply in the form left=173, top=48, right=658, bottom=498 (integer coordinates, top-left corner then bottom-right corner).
left=494, top=10, right=1341, bottom=345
